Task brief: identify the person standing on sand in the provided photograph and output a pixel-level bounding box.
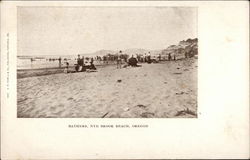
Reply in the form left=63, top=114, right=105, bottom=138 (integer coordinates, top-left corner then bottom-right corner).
left=75, top=54, right=81, bottom=71
left=117, top=50, right=122, bottom=69
left=147, top=52, right=151, bottom=63
left=76, top=54, right=84, bottom=72
left=168, top=53, right=172, bottom=61
left=90, top=57, right=95, bottom=66
left=77, top=54, right=81, bottom=65
left=90, top=57, right=97, bottom=70
left=58, top=57, right=62, bottom=68
left=144, top=53, right=147, bottom=63
left=64, top=62, right=69, bottom=73
left=81, top=56, right=84, bottom=66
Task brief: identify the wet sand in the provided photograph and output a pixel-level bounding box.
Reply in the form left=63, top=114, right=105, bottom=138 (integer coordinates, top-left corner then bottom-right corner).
left=17, top=58, right=197, bottom=118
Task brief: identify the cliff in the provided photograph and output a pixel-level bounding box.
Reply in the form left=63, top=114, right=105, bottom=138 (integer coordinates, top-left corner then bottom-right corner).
left=162, top=38, right=198, bottom=60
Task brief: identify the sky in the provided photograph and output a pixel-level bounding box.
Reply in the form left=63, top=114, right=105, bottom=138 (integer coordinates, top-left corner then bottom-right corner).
left=18, top=7, right=197, bottom=56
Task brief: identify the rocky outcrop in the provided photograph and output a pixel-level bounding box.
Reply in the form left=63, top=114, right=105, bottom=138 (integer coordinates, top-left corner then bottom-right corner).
left=162, top=38, right=198, bottom=60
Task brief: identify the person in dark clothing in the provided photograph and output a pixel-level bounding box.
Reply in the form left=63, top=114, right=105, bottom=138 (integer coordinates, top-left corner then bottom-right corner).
left=77, top=54, right=81, bottom=65
left=185, top=52, right=188, bottom=58
left=90, top=63, right=97, bottom=70
left=76, top=54, right=84, bottom=72
left=91, top=57, right=94, bottom=64
left=58, top=57, right=62, bottom=68
left=117, top=50, right=122, bottom=69
left=90, top=57, right=96, bottom=70
left=128, top=55, right=138, bottom=67
left=144, top=53, right=147, bottom=63
left=80, top=56, right=84, bottom=66
left=158, top=54, right=161, bottom=61
left=75, top=55, right=80, bottom=71
left=147, top=52, right=151, bottom=63
left=168, top=53, right=172, bottom=61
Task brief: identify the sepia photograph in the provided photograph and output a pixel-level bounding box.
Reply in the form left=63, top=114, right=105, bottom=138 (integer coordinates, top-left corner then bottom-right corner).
left=17, top=7, right=198, bottom=118
left=1, top=1, right=249, bottom=159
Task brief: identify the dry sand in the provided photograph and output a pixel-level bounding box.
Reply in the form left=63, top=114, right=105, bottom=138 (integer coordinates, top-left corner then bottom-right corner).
left=17, top=58, right=197, bottom=118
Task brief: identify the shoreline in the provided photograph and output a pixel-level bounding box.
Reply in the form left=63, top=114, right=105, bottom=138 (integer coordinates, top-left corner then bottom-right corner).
left=17, top=60, right=177, bottom=79
left=17, top=62, right=119, bottom=79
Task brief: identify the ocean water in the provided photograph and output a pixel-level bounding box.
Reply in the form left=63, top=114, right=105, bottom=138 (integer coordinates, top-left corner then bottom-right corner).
left=17, top=54, right=161, bottom=70
left=17, top=55, right=100, bottom=70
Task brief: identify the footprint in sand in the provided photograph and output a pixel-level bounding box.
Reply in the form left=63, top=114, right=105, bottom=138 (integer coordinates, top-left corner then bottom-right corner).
left=17, top=97, right=28, bottom=104
left=100, top=99, right=105, bottom=102
left=97, top=103, right=103, bottom=107
left=34, top=110, right=43, bottom=116
left=140, top=112, right=155, bottom=118
left=25, top=107, right=34, bottom=113
left=54, top=110, right=64, bottom=116
left=112, top=91, right=119, bottom=96
left=135, top=104, right=147, bottom=109
left=50, top=106, right=57, bottom=111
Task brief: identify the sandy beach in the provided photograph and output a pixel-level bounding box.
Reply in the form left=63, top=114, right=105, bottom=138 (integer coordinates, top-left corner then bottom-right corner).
left=17, top=58, right=197, bottom=118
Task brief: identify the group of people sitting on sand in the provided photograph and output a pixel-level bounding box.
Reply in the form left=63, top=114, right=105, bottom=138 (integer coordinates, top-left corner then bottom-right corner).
left=135, top=53, right=153, bottom=64
left=75, top=54, right=97, bottom=72
left=63, top=54, right=97, bottom=73
left=117, top=51, right=153, bottom=68
left=64, top=51, right=152, bottom=73
left=116, top=50, right=141, bottom=68
left=127, top=55, right=141, bottom=67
